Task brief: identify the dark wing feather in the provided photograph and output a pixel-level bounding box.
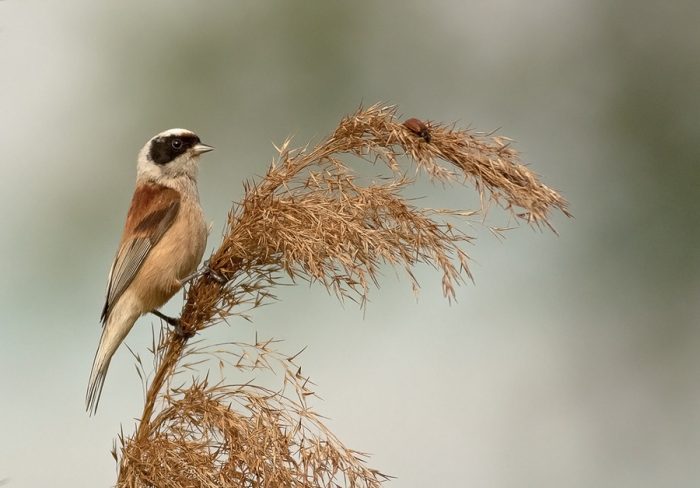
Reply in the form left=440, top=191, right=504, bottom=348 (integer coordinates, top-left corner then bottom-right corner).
left=100, top=183, right=180, bottom=323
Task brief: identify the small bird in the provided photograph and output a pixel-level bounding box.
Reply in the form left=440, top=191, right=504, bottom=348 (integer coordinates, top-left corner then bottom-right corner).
left=86, top=128, right=213, bottom=414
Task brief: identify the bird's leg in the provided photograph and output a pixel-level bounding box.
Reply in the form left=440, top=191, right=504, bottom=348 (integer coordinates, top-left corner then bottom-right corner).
left=151, top=309, right=178, bottom=326
left=179, top=268, right=204, bottom=285
left=180, top=259, right=227, bottom=285
left=151, top=310, right=194, bottom=339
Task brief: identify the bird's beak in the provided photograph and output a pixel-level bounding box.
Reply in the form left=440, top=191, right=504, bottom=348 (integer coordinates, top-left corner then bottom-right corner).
left=192, top=143, right=214, bottom=155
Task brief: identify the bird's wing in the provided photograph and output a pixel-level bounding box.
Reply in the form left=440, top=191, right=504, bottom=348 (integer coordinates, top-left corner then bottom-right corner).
left=101, top=182, right=181, bottom=323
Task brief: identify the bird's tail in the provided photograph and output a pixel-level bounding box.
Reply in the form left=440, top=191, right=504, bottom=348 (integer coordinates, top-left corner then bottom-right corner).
left=86, top=304, right=139, bottom=415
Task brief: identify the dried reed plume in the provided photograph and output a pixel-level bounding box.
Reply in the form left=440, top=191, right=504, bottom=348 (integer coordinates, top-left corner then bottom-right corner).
left=115, top=104, right=570, bottom=487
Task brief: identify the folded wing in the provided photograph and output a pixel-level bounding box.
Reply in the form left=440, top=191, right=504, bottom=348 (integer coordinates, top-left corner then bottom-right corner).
left=101, top=182, right=180, bottom=323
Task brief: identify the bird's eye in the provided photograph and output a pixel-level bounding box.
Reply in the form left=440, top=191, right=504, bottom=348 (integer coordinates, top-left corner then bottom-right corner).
left=171, top=138, right=183, bottom=149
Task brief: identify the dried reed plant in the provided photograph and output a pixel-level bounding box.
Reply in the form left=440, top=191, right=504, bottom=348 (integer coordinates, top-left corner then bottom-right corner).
left=115, top=104, right=570, bottom=487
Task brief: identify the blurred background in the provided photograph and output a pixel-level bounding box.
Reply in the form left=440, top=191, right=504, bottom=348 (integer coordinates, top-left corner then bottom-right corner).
left=1, top=1, right=699, bottom=486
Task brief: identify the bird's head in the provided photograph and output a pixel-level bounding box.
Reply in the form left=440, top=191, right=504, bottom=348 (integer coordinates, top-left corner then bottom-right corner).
left=137, top=128, right=213, bottom=182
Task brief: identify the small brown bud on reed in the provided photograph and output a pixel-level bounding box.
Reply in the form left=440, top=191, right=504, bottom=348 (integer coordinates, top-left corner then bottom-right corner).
left=403, top=117, right=432, bottom=142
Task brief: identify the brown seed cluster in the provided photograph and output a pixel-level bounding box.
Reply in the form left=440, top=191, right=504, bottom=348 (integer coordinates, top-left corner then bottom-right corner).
left=115, top=103, right=570, bottom=487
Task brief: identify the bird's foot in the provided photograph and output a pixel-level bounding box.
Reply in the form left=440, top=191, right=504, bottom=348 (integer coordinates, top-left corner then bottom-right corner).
left=151, top=310, right=194, bottom=339
left=181, top=259, right=227, bottom=285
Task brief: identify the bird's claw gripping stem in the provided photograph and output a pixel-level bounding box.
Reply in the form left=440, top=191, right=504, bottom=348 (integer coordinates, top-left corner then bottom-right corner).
left=151, top=310, right=194, bottom=339
left=180, top=259, right=227, bottom=285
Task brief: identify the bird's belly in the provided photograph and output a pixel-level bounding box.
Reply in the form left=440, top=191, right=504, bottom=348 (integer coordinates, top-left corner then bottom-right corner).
left=131, top=205, right=207, bottom=312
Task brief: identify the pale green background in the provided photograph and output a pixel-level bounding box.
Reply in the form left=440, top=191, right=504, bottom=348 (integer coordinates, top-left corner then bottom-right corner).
left=1, top=1, right=699, bottom=487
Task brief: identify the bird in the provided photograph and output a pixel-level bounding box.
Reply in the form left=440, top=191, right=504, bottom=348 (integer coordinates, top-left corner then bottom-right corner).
left=86, top=128, right=213, bottom=414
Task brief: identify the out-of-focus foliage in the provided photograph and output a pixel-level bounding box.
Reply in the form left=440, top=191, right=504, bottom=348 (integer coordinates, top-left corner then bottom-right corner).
left=0, top=1, right=698, bottom=487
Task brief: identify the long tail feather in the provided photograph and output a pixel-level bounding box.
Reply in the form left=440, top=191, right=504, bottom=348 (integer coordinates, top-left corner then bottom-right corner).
left=86, top=332, right=113, bottom=415
left=86, top=303, right=139, bottom=415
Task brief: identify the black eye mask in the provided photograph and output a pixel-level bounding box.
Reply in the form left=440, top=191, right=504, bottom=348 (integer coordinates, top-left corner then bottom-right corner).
left=148, top=134, right=200, bottom=165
